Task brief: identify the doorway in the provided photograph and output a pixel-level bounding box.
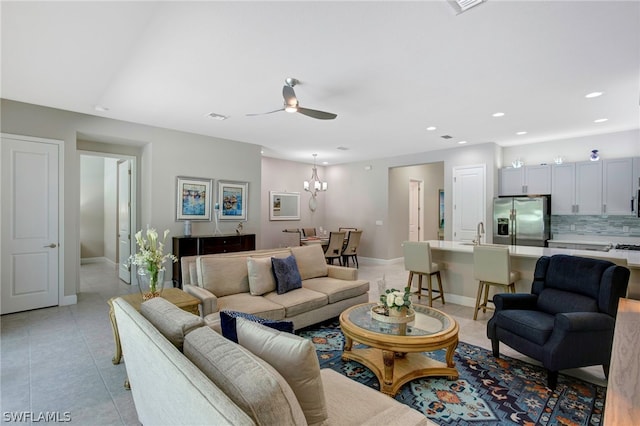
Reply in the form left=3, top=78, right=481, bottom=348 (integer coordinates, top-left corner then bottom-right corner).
left=80, top=153, right=136, bottom=284
left=452, top=164, right=486, bottom=242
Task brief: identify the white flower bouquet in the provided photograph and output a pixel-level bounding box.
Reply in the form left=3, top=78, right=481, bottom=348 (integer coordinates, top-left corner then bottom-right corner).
left=380, top=286, right=412, bottom=312
left=129, top=228, right=177, bottom=296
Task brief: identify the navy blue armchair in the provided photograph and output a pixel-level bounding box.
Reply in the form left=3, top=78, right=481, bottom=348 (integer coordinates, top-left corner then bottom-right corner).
left=487, top=254, right=629, bottom=389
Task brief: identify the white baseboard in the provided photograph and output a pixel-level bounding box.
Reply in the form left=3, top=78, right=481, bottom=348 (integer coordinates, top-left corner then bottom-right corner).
left=81, top=257, right=116, bottom=267
left=444, top=293, right=477, bottom=308
left=60, top=294, right=77, bottom=306
left=359, top=257, right=404, bottom=266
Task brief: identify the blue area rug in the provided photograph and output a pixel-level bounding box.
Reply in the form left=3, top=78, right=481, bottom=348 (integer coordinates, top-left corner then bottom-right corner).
left=298, top=320, right=606, bottom=426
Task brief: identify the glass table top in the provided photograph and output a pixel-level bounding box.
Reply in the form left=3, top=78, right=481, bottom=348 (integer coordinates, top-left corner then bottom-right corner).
left=346, top=303, right=452, bottom=337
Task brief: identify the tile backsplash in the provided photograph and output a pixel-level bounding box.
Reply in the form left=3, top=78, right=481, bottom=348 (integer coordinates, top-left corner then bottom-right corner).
left=552, top=215, right=640, bottom=237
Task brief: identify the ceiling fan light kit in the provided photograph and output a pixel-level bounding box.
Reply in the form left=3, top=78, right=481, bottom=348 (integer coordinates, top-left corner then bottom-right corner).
left=247, top=78, right=337, bottom=120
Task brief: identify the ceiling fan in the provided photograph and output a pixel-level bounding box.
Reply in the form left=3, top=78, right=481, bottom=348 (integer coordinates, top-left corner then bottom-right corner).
left=247, top=78, right=337, bottom=120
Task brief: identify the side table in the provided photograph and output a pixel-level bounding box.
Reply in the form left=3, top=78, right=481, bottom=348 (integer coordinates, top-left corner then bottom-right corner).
left=108, top=288, right=200, bottom=365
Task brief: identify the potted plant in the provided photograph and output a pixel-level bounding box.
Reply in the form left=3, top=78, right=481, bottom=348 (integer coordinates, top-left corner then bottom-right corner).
left=129, top=228, right=177, bottom=300
left=380, top=286, right=412, bottom=317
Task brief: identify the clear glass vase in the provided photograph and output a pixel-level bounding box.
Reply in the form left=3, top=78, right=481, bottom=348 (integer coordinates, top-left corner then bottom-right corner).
left=137, top=268, right=165, bottom=300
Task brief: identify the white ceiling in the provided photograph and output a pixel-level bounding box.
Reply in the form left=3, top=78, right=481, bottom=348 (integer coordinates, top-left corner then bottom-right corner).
left=2, top=1, right=639, bottom=165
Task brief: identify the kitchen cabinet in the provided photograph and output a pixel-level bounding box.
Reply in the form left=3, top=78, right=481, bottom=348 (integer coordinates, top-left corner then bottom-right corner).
left=551, top=161, right=602, bottom=215
left=603, top=158, right=634, bottom=215
left=499, top=164, right=551, bottom=195
left=171, top=234, right=256, bottom=287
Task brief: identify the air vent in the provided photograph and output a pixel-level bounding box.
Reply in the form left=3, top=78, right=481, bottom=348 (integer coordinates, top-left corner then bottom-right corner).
left=441, top=135, right=453, bottom=139
left=206, top=112, right=229, bottom=121
left=336, top=146, right=349, bottom=150
left=447, top=0, right=485, bottom=14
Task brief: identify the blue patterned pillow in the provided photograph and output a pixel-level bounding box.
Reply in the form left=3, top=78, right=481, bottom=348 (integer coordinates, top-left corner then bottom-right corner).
left=271, top=255, right=303, bottom=295
left=220, top=310, right=294, bottom=343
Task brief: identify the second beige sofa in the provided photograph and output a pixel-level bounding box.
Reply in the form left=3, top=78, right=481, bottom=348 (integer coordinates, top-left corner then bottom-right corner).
left=181, top=244, right=370, bottom=330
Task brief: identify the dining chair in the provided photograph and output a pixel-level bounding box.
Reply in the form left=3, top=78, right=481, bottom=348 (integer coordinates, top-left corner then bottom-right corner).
left=401, top=241, right=444, bottom=307
left=338, top=227, right=358, bottom=239
left=341, top=230, right=362, bottom=268
left=323, top=231, right=346, bottom=265
left=472, top=245, right=520, bottom=320
left=281, top=229, right=301, bottom=247
left=302, top=228, right=316, bottom=237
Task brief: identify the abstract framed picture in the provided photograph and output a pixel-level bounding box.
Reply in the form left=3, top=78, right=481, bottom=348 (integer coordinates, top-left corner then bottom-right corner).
left=176, top=176, right=212, bottom=221
left=218, top=181, right=248, bottom=221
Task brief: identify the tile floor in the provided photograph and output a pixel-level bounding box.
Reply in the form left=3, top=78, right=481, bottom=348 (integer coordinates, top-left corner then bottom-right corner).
left=0, top=260, right=607, bottom=425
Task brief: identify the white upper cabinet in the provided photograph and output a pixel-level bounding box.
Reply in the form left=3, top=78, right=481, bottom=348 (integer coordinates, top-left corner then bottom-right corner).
left=499, top=165, right=551, bottom=195
left=603, top=158, right=634, bottom=215
left=575, top=161, right=603, bottom=215
left=551, top=163, right=576, bottom=214
left=551, top=161, right=602, bottom=215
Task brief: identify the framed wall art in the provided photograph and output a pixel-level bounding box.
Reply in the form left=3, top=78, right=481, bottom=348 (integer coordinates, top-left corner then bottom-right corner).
left=269, top=191, right=300, bottom=221
left=218, top=181, right=248, bottom=221
left=176, top=176, right=212, bottom=221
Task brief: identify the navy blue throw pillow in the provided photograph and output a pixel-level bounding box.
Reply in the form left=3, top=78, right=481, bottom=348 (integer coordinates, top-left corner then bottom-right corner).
left=271, top=255, right=303, bottom=295
left=220, top=310, right=294, bottom=343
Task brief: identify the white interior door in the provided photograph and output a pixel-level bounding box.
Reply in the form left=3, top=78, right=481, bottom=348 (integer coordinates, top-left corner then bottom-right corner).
left=408, top=180, right=422, bottom=241
left=452, top=165, right=486, bottom=242
left=1, top=135, right=60, bottom=314
left=118, top=160, right=132, bottom=283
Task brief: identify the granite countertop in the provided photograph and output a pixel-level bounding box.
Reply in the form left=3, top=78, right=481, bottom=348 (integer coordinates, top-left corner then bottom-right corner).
left=426, top=240, right=640, bottom=268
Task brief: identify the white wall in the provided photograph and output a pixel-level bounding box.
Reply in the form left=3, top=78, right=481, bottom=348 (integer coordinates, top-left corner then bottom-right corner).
left=104, top=158, right=118, bottom=263
left=80, top=155, right=105, bottom=258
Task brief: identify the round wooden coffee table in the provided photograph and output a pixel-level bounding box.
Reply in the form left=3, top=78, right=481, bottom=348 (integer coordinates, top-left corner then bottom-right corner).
left=339, top=302, right=459, bottom=396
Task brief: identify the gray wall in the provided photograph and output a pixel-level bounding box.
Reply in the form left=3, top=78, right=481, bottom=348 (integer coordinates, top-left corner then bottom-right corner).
left=1, top=99, right=262, bottom=297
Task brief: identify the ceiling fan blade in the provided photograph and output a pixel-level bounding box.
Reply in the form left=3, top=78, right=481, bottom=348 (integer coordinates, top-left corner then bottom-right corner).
left=246, top=108, right=284, bottom=116
left=297, top=107, right=337, bottom=120
left=282, top=85, right=297, bottom=106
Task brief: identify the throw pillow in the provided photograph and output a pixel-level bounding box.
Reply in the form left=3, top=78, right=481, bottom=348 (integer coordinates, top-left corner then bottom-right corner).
left=184, top=327, right=307, bottom=426
left=220, top=310, right=294, bottom=344
left=291, top=245, right=328, bottom=280
left=271, top=255, right=302, bottom=295
left=140, top=297, right=204, bottom=350
left=247, top=256, right=276, bottom=296
left=235, top=317, right=329, bottom=425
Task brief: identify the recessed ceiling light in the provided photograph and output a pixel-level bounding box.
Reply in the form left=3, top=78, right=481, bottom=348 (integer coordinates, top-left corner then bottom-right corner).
left=458, top=140, right=468, bottom=144
left=206, top=112, right=229, bottom=121
left=492, top=112, right=505, bottom=117
left=594, top=118, right=608, bottom=123
left=516, top=131, right=527, bottom=135
left=322, top=161, right=329, bottom=165
left=585, top=91, right=603, bottom=98
left=426, top=126, right=437, bottom=131
left=94, top=105, right=109, bottom=112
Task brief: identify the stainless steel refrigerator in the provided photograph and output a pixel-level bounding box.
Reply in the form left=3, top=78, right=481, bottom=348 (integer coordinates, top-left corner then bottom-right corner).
left=493, top=195, right=550, bottom=247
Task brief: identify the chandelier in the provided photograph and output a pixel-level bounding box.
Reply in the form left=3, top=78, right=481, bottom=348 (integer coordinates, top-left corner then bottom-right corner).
left=303, top=154, right=327, bottom=199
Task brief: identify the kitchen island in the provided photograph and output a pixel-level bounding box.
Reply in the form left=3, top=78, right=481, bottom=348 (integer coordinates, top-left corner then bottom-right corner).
left=426, top=240, right=640, bottom=307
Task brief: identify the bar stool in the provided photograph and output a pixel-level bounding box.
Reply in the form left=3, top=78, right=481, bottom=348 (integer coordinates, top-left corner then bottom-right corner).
left=472, top=245, right=519, bottom=320
left=402, top=241, right=445, bottom=307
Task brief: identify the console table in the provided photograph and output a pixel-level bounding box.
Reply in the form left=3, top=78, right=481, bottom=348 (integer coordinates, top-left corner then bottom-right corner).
left=172, top=234, right=256, bottom=287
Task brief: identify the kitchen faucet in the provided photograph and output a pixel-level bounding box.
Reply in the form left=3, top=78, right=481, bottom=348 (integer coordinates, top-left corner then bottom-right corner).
left=474, top=221, right=485, bottom=245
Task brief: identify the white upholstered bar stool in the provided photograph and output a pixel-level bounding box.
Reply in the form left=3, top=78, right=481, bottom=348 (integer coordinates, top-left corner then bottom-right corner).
left=472, top=245, right=519, bottom=320
left=402, top=241, right=445, bottom=307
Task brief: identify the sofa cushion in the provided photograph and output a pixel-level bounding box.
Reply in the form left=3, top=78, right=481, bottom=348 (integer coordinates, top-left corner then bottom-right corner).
left=303, top=277, right=369, bottom=304
left=291, top=245, right=328, bottom=280
left=247, top=257, right=276, bottom=296
left=140, top=297, right=203, bottom=350
left=217, top=293, right=286, bottom=320
left=264, top=288, right=328, bottom=318
left=235, top=317, right=328, bottom=425
left=184, top=327, right=307, bottom=426
left=537, top=288, right=598, bottom=315
left=197, top=255, right=250, bottom=297
left=220, top=310, right=293, bottom=344
left=271, top=255, right=303, bottom=294
left=496, top=310, right=555, bottom=346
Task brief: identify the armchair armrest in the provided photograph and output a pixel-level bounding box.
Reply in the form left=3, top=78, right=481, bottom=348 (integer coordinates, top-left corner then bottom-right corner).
left=183, top=284, right=218, bottom=316
left=327, top=265, right=358, bottom=281
left=493, top=293, right=537, bottom=311
left=554, top=312, right=615, bottom=332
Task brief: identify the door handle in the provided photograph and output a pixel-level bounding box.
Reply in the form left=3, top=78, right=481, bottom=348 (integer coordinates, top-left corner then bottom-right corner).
left=43, top=243, right=57, bottom=248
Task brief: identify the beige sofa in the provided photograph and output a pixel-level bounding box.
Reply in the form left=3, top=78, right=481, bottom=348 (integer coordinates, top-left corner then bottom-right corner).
left=113, top=296, right=434, bottom=426
left=181, top=244, right=370, bottom=330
